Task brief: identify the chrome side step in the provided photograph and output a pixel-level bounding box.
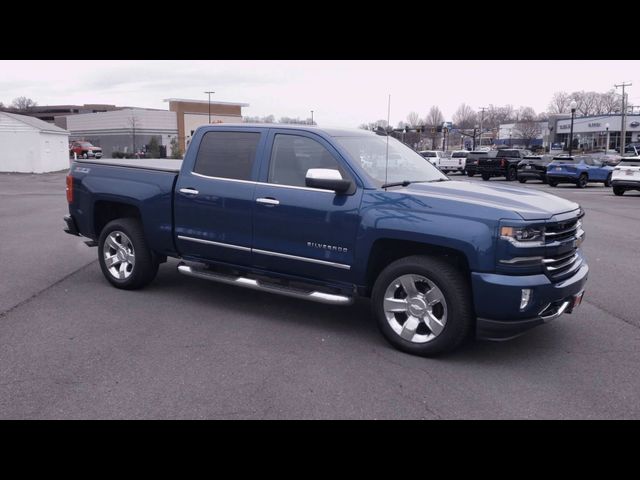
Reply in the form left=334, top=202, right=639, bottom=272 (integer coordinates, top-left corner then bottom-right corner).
left=177, top=263, right=353, bottom=306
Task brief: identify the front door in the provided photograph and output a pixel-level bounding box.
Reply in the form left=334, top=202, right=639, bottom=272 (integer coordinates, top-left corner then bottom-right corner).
left=252, top=131, right=362, bottom=284
left=174, top=129, right=265, bottom=265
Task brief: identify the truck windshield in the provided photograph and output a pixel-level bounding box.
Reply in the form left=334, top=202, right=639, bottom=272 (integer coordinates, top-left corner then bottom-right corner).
left=335, top=135, right=448, bottom=186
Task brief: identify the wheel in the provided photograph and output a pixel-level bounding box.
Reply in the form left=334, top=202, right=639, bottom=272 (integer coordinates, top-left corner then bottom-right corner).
left=98, top=218, right=159, bottom=290
left=466, top=171, right=474, bottom=177
left=577, top=173, right=588, bottom=188
left=541, top=176, right=548, bottom=184
left=82, top=152, right=88, bottom=159
left=506, top=167, right=517, bottom=181
left=613, top=186, right=625, bottom=196
left=548, top=178, right=558, bottom=187
left=481, top=173, right=491, bottom=181
left=518, top=177, right=527, bottom=183
left=604, top=173, right=612, bottom=188
left=371, top=255, right=474, bottom=357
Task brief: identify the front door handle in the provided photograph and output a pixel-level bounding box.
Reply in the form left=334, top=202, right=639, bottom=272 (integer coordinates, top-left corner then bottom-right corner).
left=179, top=188, right=199, bottom=195
left=256, top=197, right=280, bottom=206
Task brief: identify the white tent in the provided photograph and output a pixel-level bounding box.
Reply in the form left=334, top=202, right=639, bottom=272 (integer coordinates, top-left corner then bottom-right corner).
left=0, top=112, right=70, bottom=173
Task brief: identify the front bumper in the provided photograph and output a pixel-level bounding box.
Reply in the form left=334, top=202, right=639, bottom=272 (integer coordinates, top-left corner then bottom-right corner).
left=472, top=261, right=588, bottom=341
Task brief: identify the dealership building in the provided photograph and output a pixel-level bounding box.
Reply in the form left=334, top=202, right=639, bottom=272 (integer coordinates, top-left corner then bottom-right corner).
left=551, top=114, right=640, bottom=150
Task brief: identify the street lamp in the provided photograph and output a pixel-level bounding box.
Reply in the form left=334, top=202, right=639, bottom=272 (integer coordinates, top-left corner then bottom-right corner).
left=605, top=122, right=610, bottom=154
left=204, top=91, right=215, bottom=123
left=310, top=110, right=314, bottom=125
left=509, top=128, right=512, bottom=147
left=569, top=100, right=577, bottom=156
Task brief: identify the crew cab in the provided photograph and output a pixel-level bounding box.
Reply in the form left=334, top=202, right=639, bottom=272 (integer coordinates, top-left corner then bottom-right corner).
left=440, top=150, right=468, bottom=174
left=418, top=150, right=448, bottom=169
left=70, top=141, right=103, bottom=159
left=611, top=153, right=640, bottom=195
left=517, top=155, right=553, bottom=184
left=546, top=155, right=613, bottom=188
left=478, top=148, right=533, bottom=181
left=63, top=124, right=588, bottom=357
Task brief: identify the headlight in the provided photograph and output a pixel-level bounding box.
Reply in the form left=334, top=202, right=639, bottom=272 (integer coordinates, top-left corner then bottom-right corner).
left=500, top=226, right=544, bottom=243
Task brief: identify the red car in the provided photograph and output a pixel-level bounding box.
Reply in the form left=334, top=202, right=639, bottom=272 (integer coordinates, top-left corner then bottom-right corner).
left=70, top=141, right=102, bottom=159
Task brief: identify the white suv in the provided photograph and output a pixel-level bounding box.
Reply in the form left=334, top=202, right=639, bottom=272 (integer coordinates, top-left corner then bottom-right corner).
left=612, top=153, right=640, bottom=196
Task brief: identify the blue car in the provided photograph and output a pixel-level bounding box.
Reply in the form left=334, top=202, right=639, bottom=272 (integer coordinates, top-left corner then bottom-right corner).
left=546, top=155, right=613, bottom=188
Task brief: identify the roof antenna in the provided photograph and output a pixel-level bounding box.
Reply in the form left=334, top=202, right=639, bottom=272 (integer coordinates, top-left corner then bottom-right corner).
left=384, top=94, right=391, bottom=188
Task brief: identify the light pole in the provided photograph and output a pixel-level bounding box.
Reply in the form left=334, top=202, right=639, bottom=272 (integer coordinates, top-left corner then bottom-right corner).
left=473, top=124, right=478, bottom=150
left=568, top=100, right=577, bottom=156
left=605, top=122, right=610, bottom=154
left=310, top=110, right=314, bottom=125
left=204, top=91, right=215, bottom=124
left=509, top=128, right=512, bottom=147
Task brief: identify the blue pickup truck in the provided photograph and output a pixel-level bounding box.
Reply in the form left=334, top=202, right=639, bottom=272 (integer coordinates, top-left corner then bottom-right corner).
left=64, top=124, right=588, bottom=356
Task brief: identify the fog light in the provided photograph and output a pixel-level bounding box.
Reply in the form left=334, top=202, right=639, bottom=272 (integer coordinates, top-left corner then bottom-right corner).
left=520, top=289, right=532, bottom=310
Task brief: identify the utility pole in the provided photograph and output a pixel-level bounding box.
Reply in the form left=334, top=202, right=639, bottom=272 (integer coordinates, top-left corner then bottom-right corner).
left=204, top=91, right=215, bottom=123
left=311, top=110, right=314, bottom=125
left=615, top=82, right=631, bottom=153
left=478, top=107, right=487, bottom=147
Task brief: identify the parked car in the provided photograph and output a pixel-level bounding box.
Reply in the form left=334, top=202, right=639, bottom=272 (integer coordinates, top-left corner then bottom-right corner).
left=478, top=149, right=533, bottom=181
left=64, top=124, right=588, bottom=357
left=418, top=150, right=448, bottom=169
left=440, top=150, right=468, bottom=174
left=546, top=155, right=614, bottom=188
left=465, top=150, right=497, bottom=177
left=517, top=155, right=553, bottom=184
left=611, top=153, right=640, bottom=196
left=70, top=141, right=102, bottom=159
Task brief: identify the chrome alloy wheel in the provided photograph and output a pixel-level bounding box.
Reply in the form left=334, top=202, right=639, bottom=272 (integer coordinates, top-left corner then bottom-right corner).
left=383, top=274, right=448, bottom=344
left=103, top=231, right=135, bottom=280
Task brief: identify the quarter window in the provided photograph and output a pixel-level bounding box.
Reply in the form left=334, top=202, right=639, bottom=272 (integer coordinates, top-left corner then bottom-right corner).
left=194, top=131, right=261, bottom=180
left=268, top=134, right=348, bottom=188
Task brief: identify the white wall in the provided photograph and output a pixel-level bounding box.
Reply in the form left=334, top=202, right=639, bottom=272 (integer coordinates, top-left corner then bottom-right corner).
left=0, top=131, right=69, bottom=173
left=66, top=108, right=178, bottom=132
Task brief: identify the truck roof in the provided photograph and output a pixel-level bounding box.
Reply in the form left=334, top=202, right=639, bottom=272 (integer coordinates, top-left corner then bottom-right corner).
left=199, top=123, right=374, bottom=137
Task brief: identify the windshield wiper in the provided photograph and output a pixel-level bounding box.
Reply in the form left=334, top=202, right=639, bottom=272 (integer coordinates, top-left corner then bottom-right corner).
left=381, top=179, right=448, bottom=189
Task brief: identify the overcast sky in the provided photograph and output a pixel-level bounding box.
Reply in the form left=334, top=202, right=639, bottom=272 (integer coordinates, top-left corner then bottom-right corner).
left=1, top=60, right=639, bottom=127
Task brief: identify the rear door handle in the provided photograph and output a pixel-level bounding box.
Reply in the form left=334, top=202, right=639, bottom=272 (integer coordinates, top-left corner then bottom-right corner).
left=256, top=197, right=279, bottom=206
left=179, top=188, right=199, bottom=195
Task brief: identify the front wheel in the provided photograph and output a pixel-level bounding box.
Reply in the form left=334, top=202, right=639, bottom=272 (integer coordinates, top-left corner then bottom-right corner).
left=577, top=173, right=588, bottom=188
left=548, top=178, right=558, bottom=187
left=613, top=186, right=625, bottom=196
left=481, top=173, right=491, bottom=181
left=506, top=167, right=517, bottom=181
left=98, top=218, right=159, bottom=290
left=604, top=174, right=612, bottom=188
left=467, top=171, right=475, bottom=177
left=518, top=177, right=527, bottom=183
left=371, top=255, right=473, bottom=357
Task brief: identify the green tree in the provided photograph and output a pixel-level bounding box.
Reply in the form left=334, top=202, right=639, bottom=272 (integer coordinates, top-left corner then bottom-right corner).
left=170, top=137, right=183, bottom=159
left=147, top=136, right=161, bottom=158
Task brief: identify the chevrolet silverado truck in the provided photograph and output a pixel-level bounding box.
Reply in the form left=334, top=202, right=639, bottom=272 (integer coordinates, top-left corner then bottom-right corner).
left=478, top=148, right=533, bottom=181
left=63, top=124, right=588, bottom=357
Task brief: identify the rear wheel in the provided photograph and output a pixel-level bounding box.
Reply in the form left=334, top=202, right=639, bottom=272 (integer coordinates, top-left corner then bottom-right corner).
left=604, top=173, right=612, bottom=187
left=372, top=255, right=473, bottom=357
left=518, top=177, right=527, bottom=183
left=98, top=218, right=159, bottom=290
left=467, top=171, right=474, bottom=177
left=577, top=173, right=588, bottom=188
left=613, top=186, right=625, bottom=196
left=481, top=173, right=491, bottom=181
left=548, top=178, right=558, bottom=187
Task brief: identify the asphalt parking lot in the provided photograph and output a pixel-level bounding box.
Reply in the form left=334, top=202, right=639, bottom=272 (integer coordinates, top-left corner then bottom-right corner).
left=1, top=170, right=640, bottom=419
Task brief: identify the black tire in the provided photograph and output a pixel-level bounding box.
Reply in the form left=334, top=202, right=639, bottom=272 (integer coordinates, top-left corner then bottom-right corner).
left=506, top=167, right=517, bottom=181
left=604, top=173, right=612, bottom=188
left=466, top=171, right=474, bottom=177
left=548, top=178, right=558, bottom=187
left=481, top=173, right=491, bottom=181
left=371, top=255, right=474, bottom=357
left=541, top=176, right=548, bottom=184
left=577, top=173, right=588, bottom=189
left=82, top=152, right=88, bottom=159
left=613, top=186, right=625, bottom=196
left=518, top=177, right=527, bottom=183
left=98, top=218, right=159, bottom=290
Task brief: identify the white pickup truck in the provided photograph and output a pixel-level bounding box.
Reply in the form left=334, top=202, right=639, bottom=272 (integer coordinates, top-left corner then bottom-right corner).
left=612, top=153, right=640, bottom=196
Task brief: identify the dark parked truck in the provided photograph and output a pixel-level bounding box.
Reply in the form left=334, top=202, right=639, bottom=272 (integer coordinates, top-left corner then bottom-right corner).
left=478, top=148, right=532, bottom=181
left=64, top=124, right=588, bottom=356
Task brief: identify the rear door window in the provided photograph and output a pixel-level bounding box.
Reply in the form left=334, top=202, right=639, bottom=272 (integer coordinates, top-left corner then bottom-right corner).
left=194, top=131, right=261, bottom=180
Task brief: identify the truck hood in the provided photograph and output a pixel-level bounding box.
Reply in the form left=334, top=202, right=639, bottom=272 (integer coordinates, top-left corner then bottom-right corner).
left=400, top=180, right=579, bottom=220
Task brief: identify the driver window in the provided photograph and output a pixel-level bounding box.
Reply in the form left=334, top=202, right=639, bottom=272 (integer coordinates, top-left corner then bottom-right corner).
left=268, top=134, right=348, bottom=188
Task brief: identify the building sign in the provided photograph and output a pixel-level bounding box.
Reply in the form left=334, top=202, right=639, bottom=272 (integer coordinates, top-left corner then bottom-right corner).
left=588, top=122, right=601, bottom=128
left=630, top=121, right=640, bottom=128
left=559, top=124, right=570, bottom=130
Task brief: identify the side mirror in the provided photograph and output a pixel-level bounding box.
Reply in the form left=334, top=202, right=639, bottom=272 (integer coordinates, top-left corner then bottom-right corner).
left=305, top=168, right=352, bottom=193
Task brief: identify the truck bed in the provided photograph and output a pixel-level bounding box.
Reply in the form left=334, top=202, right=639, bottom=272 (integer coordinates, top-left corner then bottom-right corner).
left=75, top=158, right=183, bottom=172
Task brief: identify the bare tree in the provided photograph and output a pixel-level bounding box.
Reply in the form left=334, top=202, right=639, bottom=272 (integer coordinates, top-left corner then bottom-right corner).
left=425, top=106, right=444, bottom=128
left=517, top=106, right=537, bottom=122
left=485, top=104, right=515, bottom=130
left=11, top=96, right=37, bottom=110
left=548, top=91, right=571, bottom=114
left=514, top=120, right=542, bottom=149
left=406, top=111, right=421, bottom=127
left=128, top=116, right=139, bottom=156
left=597, top=89, right=622, bottom=114
left=452, top=103, right=477, bottom=129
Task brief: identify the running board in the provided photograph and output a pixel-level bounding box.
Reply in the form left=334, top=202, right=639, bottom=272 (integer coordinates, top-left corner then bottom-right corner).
left=177, top=263, right=353, bottom=306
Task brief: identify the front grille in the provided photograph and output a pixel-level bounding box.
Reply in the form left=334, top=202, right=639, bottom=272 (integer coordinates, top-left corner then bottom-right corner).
left=542, top=214, right=584, bottom=280
left=545, top=217, right=580, bottom=242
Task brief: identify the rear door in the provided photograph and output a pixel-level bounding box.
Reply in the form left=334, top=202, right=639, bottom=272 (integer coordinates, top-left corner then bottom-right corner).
left=251, top=130, right=363, bottom=284
left=174, top=128, right=266, bottom=265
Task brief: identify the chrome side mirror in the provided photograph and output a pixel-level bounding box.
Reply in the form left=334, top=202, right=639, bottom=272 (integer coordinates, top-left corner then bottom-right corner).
left=305, top=168, right=352, bottom=193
